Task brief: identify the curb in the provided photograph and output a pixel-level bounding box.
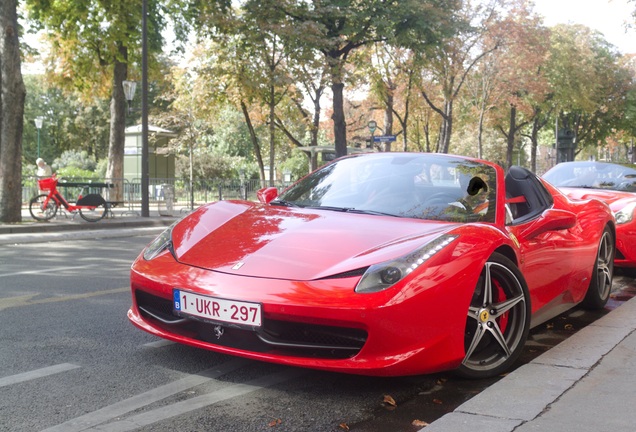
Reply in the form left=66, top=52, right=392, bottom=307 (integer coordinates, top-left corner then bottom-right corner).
left=0, top=217, right=176, bottom=235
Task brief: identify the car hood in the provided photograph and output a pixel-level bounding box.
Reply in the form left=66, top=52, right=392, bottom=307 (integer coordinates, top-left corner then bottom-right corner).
left=171, top=200, right=457, bottom=280
left=560, top=187, right=636, bottom=211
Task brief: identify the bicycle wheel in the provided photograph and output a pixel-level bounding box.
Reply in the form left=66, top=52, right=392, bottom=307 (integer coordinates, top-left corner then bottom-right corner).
left=79, top=198, right=107, bottom=222
left=29, top=194, right=58, bottom=221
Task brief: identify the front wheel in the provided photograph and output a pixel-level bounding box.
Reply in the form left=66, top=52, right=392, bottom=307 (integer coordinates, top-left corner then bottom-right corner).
left=29, top=194, right=58, bottom=221
left=456, top=252, right=531, bottom=379
left=581, top=225, right=614, bottom=310
left=79, top=199, right=107, bottom=222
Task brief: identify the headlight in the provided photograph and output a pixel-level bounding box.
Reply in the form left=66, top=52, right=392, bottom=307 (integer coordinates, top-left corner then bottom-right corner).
left=615, top=203, right=636, bottom=225
left=355, top=234, right=458, bottom=293
left=143, top=223, right=176, bottom=260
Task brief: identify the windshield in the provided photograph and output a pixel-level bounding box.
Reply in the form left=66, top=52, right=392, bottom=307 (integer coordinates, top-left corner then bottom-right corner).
left=543, top=162, right=636, bottom=192
left=277, top=153, right=497, bottom=223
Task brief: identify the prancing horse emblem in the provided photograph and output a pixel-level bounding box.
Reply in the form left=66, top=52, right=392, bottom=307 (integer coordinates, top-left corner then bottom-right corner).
left=214, top=325, right=224, bottom=339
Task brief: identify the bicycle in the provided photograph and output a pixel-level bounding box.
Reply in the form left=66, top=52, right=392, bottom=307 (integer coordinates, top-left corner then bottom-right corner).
left=29, top=175, right=109, bottom=222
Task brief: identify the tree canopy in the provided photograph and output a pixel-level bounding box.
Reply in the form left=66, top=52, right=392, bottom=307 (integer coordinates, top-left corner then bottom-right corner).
left=1, top=0, right=636, bottom=222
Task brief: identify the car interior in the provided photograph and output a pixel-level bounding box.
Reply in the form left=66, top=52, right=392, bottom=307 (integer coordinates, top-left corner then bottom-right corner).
left=505, top=166, right=554, bottom=224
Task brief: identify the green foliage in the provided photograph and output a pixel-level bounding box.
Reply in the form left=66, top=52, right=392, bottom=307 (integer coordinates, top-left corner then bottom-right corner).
left=22, top=72, right=111, bottom=169
left=209, top=106, right=254, bottom=159
left=53, top=150, right=97, bottom=172
left=55, top=166, right=101, bottom=179
left=175, top=149, right=257, bottom=181
left=278, top=150, right=310, bottom=181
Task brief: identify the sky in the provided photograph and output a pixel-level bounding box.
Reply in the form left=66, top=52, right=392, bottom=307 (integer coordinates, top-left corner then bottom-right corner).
left=533, top=0, right=635, bottom=54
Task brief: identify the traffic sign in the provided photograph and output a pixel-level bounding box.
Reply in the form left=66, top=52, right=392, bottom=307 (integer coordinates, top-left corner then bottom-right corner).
left=373, top=135, right=396, bottom=142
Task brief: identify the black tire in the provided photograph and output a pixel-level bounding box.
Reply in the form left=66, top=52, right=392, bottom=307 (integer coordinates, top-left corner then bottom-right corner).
left=456, top=252, right=531, bottom=379
left=581, top=225, right=614, bottom=310
left=79, top=198, right=107, bottom=222
left=29, top=194, right=58, bottom=221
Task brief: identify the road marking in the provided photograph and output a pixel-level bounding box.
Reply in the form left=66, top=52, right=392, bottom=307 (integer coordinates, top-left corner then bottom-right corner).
left=0, top=363, right=80, bottom=388
left=41, top=359, right=251, bottom=432
left=143, top=339, right=175, bottom=348
left=0, top=264, right=102, bottom=278
left=90, top=368, right=307, bottom=431
left=0, top=287, right=129, bottom=311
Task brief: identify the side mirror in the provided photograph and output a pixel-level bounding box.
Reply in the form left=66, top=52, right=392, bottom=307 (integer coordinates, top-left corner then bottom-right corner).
left=257, top=187, right=278, bottom=204
left=520, top=209, right=577, bottom=239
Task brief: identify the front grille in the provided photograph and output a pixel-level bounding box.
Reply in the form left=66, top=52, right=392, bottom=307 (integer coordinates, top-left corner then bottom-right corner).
left=135, top=290, right=367, bottom=359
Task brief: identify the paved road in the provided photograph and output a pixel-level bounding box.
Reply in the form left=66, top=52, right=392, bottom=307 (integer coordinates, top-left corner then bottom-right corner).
left=2, top=221, right=635, bottom=431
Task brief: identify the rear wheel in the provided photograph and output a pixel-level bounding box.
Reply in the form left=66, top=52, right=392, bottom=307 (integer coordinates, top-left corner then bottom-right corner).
left=581, top=225, right=614, bottom=310
left=79, top=198, right=107, bottom=222
left=457, top=252, right=531, bottom=379
left=29, top=194, right=57, bottom=221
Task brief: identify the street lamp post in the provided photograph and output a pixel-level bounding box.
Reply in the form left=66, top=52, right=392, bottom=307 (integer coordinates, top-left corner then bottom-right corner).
left=140, top=0, right=149, bottom=217
left=34, top=117, right=44, bottom=158
left=122, top=81, right=137, bottom=114
left=368, top=120, right=377, bottom=149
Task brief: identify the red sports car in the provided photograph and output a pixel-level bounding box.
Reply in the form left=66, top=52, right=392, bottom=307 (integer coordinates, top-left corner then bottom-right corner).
left=129, top=153, right=614, bottom=378
left=543, top=161, right=636, bottom=268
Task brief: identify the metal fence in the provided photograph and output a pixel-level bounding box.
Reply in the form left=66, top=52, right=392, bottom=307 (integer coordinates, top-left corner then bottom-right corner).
left=22, top=176, right=291, bottom=215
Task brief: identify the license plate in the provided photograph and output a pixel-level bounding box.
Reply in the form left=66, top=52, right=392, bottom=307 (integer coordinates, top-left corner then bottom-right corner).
left=173, top=289, right=262, bottom=327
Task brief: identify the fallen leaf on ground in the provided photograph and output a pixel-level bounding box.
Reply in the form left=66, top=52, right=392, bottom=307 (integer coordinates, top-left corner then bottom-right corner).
left=432, top=398, right=443, bottom=405
left=268, top=418, right=282, bottom=427
left=383, top=395, right=397, bottom=406
left=412, top=419, right=429, bottom=427
left=338, top=423, right=350, bottom=431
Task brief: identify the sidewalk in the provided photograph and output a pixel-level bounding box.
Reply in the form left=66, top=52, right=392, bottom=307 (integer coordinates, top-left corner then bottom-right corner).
left=423, top=296, right=636, bottom=432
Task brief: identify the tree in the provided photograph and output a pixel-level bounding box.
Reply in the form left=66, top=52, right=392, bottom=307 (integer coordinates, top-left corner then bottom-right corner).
left=25, top=0, right=170, bottom=200
left=22, top=75, right=111, bottom=166
left=362, top=44, right=417, bottom=152
left=0, top=0, right=26, bottom=222
left=417, top=0, right=501, bottom=154
left=487, top=0, right=550, bottom=169
left=267, top=0, right=458, bottom=157
left=545, top=24, right=633, bottom=160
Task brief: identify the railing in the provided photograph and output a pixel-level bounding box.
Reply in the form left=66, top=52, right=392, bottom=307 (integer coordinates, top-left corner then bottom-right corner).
left=22, top=176, right=292, bottom=216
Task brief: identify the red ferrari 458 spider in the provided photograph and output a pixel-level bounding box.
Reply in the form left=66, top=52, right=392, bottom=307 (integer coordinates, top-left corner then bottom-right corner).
left=129, top=153, right=614, bottom=378
left=543, top=160, right=636, bottom=268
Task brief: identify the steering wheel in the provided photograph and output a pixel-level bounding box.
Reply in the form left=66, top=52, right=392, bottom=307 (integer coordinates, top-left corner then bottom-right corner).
left=422, top=193, right=458, bottom=206
left=422, top=193, right=473, bottom=213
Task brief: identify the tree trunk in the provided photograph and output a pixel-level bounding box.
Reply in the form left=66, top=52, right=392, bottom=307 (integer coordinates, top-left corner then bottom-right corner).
left=241, top=101, right=266, bottom=187
left=0, top=0, right=26, bottom=223
left=477, top=98, right=487, bottom=159
left=383, top=93, right=393, bottom=152
left=530, top=115, right=540, bottom=172
left=309, top=87, right=323, bottom=171
left=439, top=100, right=453, bottom=154
left=331, top=82, right=347, bottom=158
left=506, top=105, right=517, bottom=170
left=106, top=49, right=128, bottom=202
left=269, top=84, right=276, bottom=186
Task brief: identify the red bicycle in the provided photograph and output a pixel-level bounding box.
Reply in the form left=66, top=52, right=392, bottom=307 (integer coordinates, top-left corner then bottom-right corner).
left=29, top=175, right=108, bottom=222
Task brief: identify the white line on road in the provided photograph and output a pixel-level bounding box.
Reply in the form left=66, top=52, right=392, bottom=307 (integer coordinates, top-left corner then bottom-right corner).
left=89, top=368, right=307, bottom=431
left=0, top=288, right=129, bottom=311
left=0, top=264, right=101, bottom=278
left=41, top=359, right=251, bottom=432
left=143, top=339, right=175, bottom=348
left=0, top=363, right=81, bottom=388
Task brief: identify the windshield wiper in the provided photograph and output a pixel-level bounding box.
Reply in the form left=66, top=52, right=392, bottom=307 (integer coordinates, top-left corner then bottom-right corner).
left=270, top=199, right=301, bottom=207
left=304, top=205, right=351, bottom=212
left=346, top=208, right=402, bottom=217
left=299, top=205, right=401, bottom=218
